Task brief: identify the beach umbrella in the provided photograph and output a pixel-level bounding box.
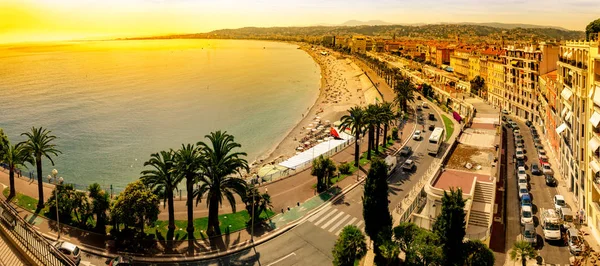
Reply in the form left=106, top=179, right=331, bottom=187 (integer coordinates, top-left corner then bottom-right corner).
left=318, top=140, right=323, bottom=143
left=304, top=141, right=311, bottom=145
left=308, top=123, right=314, bottom=127
left=305, top=127, right=312, bottom=131
left=311, top=129, right=317, bottom=132
left=325, top=120, right=331, bottom=124
left=297, top=146, right=304, bottom=151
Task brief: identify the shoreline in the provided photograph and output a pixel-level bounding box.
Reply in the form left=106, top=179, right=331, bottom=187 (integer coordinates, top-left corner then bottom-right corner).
left=248, top=44, right=373, bottom=175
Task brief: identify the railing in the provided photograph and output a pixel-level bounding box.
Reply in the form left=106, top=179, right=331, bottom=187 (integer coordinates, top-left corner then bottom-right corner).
left=0, top=199, right=75, bottom=266
left=465, top=228, right=490, bottom=241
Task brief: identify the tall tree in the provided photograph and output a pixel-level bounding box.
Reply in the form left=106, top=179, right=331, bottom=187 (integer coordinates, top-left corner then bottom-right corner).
left=140, top=150, right=183, bottom=239
left=88, top=183, right=110, bottom=233
left=470, top=76, right=486, bottom=97
left=1, top=143, right=33, bottom=199
left=364, top=104, right=379, bottom=160
left=20, top=127, right=62, bottom=209
left=509, top=241, right=537, bottom=266
left=585, top=18, right=600, bottom=40
left=378, top=238, right=400, bottom=266
left=464, top=240, right=495, bottom=266
left=196, top=131, right=249, bottom=237
left=311, top=155, right=337, bottom=192
left=173, top=144, right=203, bottom=240
left=407, top=227, right=444, bottom=266
left=362, top=159, right=392, bottom=262
left=393, top=222, right=419, bottom=253
left=433, top=188, right=466, bottom=266
left=340, top=106, right=366, bottom=167
left=379, top=102, right=395, bottom=148
left=393, top=76, right=415, bottom=112
left=332, top=225, right=367, bottom=266
left=110, top=180, right=159, bottom=233
left=243, top=185, right=272, bottom=224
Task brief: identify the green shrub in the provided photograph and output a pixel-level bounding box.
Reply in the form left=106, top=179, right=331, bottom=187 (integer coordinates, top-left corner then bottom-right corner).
left=338, top=162, right=352, bottom=175
left=391, top=128, right=399, bottom=140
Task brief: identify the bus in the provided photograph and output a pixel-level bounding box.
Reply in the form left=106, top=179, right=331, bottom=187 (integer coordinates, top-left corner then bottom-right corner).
left=427, top=127, right=445, bottom=155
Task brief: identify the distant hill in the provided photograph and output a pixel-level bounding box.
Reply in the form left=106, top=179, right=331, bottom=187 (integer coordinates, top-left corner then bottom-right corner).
left=340, top=20, right=395, bottom=26
left=449, top=22, right=570, bottom=31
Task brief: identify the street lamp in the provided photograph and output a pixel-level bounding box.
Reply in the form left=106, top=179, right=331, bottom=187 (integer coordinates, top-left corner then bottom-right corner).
left=50, top=169, right=64, bottom=239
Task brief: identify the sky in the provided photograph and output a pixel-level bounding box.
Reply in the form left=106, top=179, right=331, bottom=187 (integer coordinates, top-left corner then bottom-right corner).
left=1, top=0, right=599, bottom=43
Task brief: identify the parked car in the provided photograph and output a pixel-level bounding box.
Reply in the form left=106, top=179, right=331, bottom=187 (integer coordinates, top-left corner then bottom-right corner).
left=516, top=159, right=526, bottom=169
left=511, top=123, right=519, bottom=130
left=53, top=241, right=81, bottom=265
left=539, top=157, right=549, bottom=165
left=513, top=129, right=521, bottom=136
left=506, top=122, right=513, bottom=128
left=538, top=150, right=548, bottom=161
left=517, top=167, right=528, bottom=180
left=429, top=124, right=435, bottom=131
left=516, top=141, right=525, bottom=150
left=401, top=159, right=415, bottom=172
left=554, top=194, right=566, bottom=211
left=518, top=183, right=529, bottom=199
left=521, top=205, right=534, bottom=225
left=523, top=223, right=537, bottom=247
left=516, top=148, right=525, bottom=160
left=545, top=174, right=557, bottom=186
left=521, top=193, right=532, bottom=207
left=413, top=130, right=422, bottom=140
left=531, top=163, right=541, bottom=175
left=109, top=256, right=133, bottom=266
left=422, top=102, right=428, bottom=108
left=567, top=228, right=583, bottom=255
left=417, top=95, right=422, bottom=100
left=526, top=121, right=533, bottom=127
left=428, top=113, right=435, bottom=120
left=560, top=207, right=574, bottom=223
left=502, top=116, right=507, bottom=121
left=518, top=176, right=529, bottom=190
left=399, top=146, right=412, bottom=156
left=542, top=163, right=554, bottom=175
left=502, top=109, right=509, bottom=115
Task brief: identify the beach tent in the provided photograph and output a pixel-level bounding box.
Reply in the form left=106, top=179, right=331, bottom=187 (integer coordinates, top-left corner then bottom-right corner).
left=279, top=129, right=353, bottom=170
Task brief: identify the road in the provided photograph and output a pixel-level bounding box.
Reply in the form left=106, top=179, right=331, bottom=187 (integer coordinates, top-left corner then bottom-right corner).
left=504, top=116, right=570, bottom=265
left=150, top=100, right=448, bottom=266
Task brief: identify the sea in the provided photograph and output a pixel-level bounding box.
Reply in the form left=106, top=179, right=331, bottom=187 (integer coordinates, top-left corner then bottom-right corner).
left=0, top=39, right=320, bottom=192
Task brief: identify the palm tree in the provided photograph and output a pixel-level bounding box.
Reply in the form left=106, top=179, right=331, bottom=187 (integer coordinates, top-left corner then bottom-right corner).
left=173, top=144, right=203, bottom=240
left=243, top=185, right=273, bottom=223
left=20, top=127, right=61, bottom=209
left=509, top=241, right=537, bottom=266
left=140, top=150, right=183, bottom=238
left=311, top=155, right=337, bottom=192
left=379, top=102, right=395, bottom=148
left=1, top=143, right=33, bottom=199
left=196, top=131, right=249, bottom=237
left=364, top=104, right=379, bottom=160
left=0, top=128, right=8, bottom=157
left=374, top=104, right=384, bottom=154
left=339, top=106, right=366, bottom=167
left=88, top=183, right=110, bottom=233
left=393, top=75, right=416, bottom=112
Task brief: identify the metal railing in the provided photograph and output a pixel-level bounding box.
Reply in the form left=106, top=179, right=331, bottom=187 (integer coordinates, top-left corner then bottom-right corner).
left=0, top=199, right=75, bottom=266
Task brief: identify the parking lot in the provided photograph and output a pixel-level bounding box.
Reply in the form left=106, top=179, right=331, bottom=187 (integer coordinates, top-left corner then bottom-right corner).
left=503, top=115, right=571, bottom=265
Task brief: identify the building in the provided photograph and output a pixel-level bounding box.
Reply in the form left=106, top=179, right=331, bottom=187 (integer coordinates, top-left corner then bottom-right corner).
left=539, top=71, right=560, bottom=154
left=350, top=36, right=367, bottom=54
left=450, top=47, right=472, bottom=80
left=483, top=48, right=506, bottom=108
left=502, top=42, right=559, bottom=122
left=374, top=40, right=385, bottom=52
left=436, top=47, right=453, bottom=67
left=468, top=53, right=480, bottom=81
left=384, top=41, right=401, bottom=52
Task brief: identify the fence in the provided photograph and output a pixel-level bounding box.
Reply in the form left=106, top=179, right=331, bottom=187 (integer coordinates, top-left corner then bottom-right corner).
left=0, top=199, right=75, bottom=266
left=395, top=159, right=440, bottom=224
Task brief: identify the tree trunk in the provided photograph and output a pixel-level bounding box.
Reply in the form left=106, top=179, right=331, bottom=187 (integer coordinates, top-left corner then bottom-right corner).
left=36, top=157, right=44, bottom=209
left=167, top=190, right=175, bottom=233
left=186, top=175, right=194, bottom=238
left=383, top=124, right=389, bottom=148
left=8, top=167, right=15, bottom=199
left=354, top=130, right=360, bottom=167
left=207, top=194, right=221, bottom=236
left=367, top=126, right=374, bottom=160
left=521, top=256, right=526, bottom=266
left=375, top=125, right=381, bottom=154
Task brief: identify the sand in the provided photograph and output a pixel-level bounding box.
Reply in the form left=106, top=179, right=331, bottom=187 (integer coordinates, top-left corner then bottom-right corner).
left=248, top=44, right=375, bottom=174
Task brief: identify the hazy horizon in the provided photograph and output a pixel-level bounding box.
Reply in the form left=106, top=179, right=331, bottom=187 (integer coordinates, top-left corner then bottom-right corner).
left=1, top=0, right=599, bottom=43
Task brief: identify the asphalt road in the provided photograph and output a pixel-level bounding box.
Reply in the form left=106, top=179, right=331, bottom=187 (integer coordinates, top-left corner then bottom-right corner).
left=155, top=101, right=447, bottom=266
left=504, top=117, right=570, bottom=265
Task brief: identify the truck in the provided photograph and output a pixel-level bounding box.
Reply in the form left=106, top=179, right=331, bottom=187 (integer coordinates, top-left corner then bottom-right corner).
left=541, top=208, right=562, bottom=241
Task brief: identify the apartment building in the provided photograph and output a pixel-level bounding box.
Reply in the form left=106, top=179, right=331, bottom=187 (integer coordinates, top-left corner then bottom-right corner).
left=483, top=48, right=506, bottom=108
left=538, top=71, right=560, bottom=154
left=502, top=43, right=558, bottom=122
left=468, top=53, right=480, bottom=81
left=450, top=47, right=472, bottom=80
left=351, top=36, right=367, bottom=54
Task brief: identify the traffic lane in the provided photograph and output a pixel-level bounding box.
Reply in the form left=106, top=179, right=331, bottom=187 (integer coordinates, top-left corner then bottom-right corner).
left=504, top=126, right=522, bottom=252
left=512, top=120, right=569, bottom=265
left=80, top=251, right=111, bottom=266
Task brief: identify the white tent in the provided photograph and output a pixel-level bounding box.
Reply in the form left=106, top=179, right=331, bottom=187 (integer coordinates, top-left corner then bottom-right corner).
left=279, top=129, right=353, bottom=170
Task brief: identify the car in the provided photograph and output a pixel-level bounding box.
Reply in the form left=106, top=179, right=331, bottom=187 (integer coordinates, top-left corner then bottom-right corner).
left=428, top=113, right=435, bottom=120
left=511, top=123, right=519, bottom=130
left=513, top=129, right=521, bottom=135
left=428, top=124, right=435, bottom=131
left=517, top=166, right=528, bottom=180
left=413, top=130, right=422, bottom=140
left=53, top=241, right=81, bottom=265
left=401, top=159, right=415, bottom=172
left=545, top=174, right=557, bottom=186
left=109, top=256, right=133, bottom=266
left=567, top=228, right=583, bottom=255
left=542, top=163, right=553, bottom=175
left=502, top=109, right=509, bottom=115
left=518, top=176, right=529, bottom=189
left=523, top=223, right=537, bottom=247
left=526, top=121, right=533, bottom=127
left=399, top=146, right=412, bottom=156
left=516, top=142, right=525, bottom=150
left=554, top=195, right=566, bottom=211
left=518, top=184, right=529, bottom=199
left=416, top=106, right=422, bottom=111
left=502, top=116, right=507, bottom=121
left=422, top=102, right=428, bottom=108
left=515, top=148, right=525, bottom=160
left=506, top=122, right=513, bottom=128
left=417, top=115, right=424, bottom=121
left=515, top=139, right=525, bottom=146
left=521, top=193, right=532, bottom=207
left=531, top=163, right=541, bottom=175
left=539, top=157, right=549, bottom=165
left=538, top=150, right=548, bottom=160
left=521, top=205, right=534, bottom=225
left=516, top=159, right=525, bottom=169
left=515, top=135, right=523, bottom=142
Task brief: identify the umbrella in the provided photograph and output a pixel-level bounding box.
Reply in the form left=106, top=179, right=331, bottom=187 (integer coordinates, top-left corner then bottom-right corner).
left=317, top=125, right=324, bottom=130
left=305, top=127, right=312, bottom=131
left=316, top=116, right=321, bottom=120
left=308, top=123, right=314, bottom=127
left=304, top=141, right=311, bottom=145
left=296, top=146, right=304, bottom=150
left=312, top=129, right=317, bottom=132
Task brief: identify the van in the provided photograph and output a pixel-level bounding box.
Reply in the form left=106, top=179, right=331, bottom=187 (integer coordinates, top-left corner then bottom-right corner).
left=522, top=223, right=537, bottom=247
left=559, top=207, right=574, bottom=223
left=541, top=209, right=562, bottom=241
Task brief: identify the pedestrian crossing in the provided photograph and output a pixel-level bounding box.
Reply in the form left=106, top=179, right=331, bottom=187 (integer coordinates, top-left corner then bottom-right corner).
left=307, top=206, right=365, bottom=236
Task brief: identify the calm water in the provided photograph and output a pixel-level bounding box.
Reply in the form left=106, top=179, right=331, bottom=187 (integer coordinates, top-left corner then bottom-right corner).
left=0, top=39, right=320, bottom=191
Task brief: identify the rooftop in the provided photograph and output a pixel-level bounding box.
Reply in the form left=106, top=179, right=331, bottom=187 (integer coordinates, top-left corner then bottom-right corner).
left=432, top=169, right=492, bottom=195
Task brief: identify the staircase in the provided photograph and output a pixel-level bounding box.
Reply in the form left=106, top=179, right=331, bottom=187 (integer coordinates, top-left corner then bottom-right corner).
left=468, top=181, right=495, bottom=228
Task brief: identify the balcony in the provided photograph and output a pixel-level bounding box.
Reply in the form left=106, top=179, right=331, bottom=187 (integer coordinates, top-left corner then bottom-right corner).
left=559, top=57, right=588, bottom=70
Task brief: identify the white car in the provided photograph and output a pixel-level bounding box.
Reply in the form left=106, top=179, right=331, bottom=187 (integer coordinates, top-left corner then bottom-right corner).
left=518, top=183, right=529, bottom=199
left=516, top=148, right=525, bottom=160
left=521, top=205, right=534, bottom=225
left=517, top=166, right=528, bottom=180
left=538, top=150, right=548, bottom=160
left=542, top=163, right=554, bottom=175
left=518, top=176, right=528, bottom=189
left=554, top=195, right=566, bottom=211
left=413, top=130, right=422, bottom=140
left=514, top=129, right=521, bottom=136
left=53, top=241, right=81, bottom=265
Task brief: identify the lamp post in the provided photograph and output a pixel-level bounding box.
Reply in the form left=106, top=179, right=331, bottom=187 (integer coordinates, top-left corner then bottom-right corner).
left=50, top=169, right=64, bottom=239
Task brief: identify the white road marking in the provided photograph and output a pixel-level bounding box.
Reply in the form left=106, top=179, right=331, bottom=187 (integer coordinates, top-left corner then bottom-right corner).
left=313, top=209, right=338, bottom=226
left=79, top=261, right=96, bottom=266
left=307, top=206, right=331, bottom=222
left=328, top=214, right=351, bottom=232
left=267, top=252, right=296, bottom=266
left=335, top=217, right=358, bottom=236
left=321, top=212, right=344, bottom=230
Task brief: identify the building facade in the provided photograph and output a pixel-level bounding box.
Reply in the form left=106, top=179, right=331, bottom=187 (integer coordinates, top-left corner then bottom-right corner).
left=450, top=48, right=471, bottom=80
